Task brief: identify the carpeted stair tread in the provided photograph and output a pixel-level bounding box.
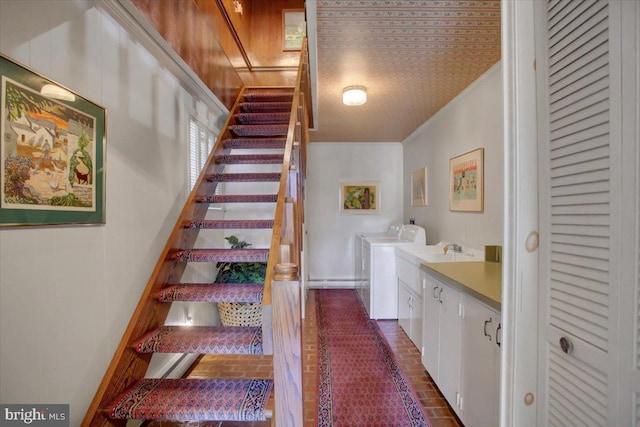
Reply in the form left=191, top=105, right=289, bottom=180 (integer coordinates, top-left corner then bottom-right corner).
left=132, top=326, right=263, bottom=354
left=196, top=194, right=278, bottom=204
left=184, top=219, right=274, bottom=229
left=234, top=112, right=290, bottom=125
left=223, top=138, right=286, bottom=149
left=214, top=154, right=284, bottom=164
left=206, top=172, right=281, bottom=182
left=229, top=124, right=289, bottom=137
left=106, top=378, right=273, bottom=421
left=240, top=102, right=292, bottom=112
left=157, top=282, right=264, bottom=303
left=170, top=248, right=270, bottom=263
left=243, top=92, right=293, bottom=102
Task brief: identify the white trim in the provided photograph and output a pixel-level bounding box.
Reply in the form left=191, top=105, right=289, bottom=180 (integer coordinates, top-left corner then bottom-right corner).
left=502, top=1, right=539, bottom=426
left=308, top=279, right=358, bottom=289
left=100, top=0, right=229, bottom=117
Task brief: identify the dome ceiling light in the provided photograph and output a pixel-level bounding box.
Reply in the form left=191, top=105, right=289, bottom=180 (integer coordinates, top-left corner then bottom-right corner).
left=342, top=86, right=367, bottom=106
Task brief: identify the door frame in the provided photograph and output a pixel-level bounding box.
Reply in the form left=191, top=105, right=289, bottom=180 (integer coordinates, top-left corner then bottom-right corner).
left=501, top=1, right=540, bottom=426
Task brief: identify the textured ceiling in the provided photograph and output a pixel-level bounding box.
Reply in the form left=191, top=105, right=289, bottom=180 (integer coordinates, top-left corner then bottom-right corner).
left=308, top=0, right=501, bottom=142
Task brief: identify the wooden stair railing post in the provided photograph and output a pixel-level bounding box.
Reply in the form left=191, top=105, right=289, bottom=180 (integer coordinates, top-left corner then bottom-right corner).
left=272, top=264, right=303, bottom=427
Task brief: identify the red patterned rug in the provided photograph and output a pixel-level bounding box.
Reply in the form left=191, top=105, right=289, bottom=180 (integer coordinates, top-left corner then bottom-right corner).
left=316, top=289, right=432, bottom=427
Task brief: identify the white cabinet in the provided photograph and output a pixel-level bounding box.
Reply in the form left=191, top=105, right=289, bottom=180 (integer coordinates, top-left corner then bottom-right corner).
left=396, top=251, right=423, bottom=347
left=422, top=270, right=501, bottom=423
left=421, top=274, right=462, bottom=417
left=460, top=297, right=501, bottom=427
left=397, top=280, right=422, bottom=347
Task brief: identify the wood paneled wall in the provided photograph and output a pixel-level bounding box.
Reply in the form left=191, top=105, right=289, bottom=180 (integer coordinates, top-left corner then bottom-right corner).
left=245, top=0, right=304, bottom=69
left=132, top=0, right=244, bottom=109
left=133, top=0, right=305, bottom=95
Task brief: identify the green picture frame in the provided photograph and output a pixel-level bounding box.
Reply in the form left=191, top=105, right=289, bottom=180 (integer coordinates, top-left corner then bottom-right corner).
left=0, top=53, right=106, bottom=227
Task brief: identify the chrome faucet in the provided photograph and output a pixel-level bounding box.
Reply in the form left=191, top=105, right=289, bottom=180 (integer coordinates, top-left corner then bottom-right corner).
left=443, top=243, right=462, bottom=254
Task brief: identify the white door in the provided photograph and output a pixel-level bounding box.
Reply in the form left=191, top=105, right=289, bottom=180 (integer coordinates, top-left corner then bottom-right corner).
left=398, top=282, right=412, bottom=336
left=460, top=297, right=499, bottom=427
left=438, top=283, right=462, bottom=417
left=422, top=275, right=441, bottom=382
left=534, top=0, right=639, bottom=424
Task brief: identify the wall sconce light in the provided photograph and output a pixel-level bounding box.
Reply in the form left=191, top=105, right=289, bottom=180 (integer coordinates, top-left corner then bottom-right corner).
left=342, top=86, right=367, bottom=106
left=40, top=84, right=75, bottom=102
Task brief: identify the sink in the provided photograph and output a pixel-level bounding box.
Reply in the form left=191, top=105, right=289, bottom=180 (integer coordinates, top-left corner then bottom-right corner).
left=420, top=252, right=477, bottom=263
left=396, top=243, right=480, bottom=264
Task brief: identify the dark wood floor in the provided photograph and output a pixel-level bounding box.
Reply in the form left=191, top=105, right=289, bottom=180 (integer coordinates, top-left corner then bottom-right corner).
left=147, top=289, right=462, bottom=427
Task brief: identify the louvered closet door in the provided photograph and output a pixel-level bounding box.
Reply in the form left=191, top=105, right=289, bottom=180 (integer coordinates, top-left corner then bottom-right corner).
left=536, top=0, right=619, bottom=425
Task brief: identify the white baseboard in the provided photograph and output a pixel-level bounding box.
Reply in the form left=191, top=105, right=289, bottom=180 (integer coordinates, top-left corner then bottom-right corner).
left=308, top=279, right=358, bottom=289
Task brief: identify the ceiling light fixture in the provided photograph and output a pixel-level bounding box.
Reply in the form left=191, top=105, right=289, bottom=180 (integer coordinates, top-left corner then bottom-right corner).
left=40, top=84, right=76, bottom=102
left=342, top=86, right=367, bottom=106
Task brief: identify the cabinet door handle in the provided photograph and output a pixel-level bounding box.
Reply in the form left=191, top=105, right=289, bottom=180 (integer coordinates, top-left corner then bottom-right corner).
left=408, top=296, right=412, bottom=308
left=433, top=286, right=439, bottom=299
left=496, top=323, right=502, bottom=347
left=438, top=287, right=443, bottom=304
left=484, top=318, right=492, bottom=341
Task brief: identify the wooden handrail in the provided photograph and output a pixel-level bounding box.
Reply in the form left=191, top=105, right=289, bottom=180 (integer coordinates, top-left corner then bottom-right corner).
left=267, top=38, right=311, bottom=427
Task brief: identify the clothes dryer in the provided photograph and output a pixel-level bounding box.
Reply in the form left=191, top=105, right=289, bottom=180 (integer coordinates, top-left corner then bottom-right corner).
left=359, top=225, right=426, bottom=319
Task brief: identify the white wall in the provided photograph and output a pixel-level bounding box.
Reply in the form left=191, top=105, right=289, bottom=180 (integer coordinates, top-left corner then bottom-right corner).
left=0, top=1, right=225, bottom=424
left=403, top=62, right=503, bottom=250
left=306, top=143, right=403, bottom=285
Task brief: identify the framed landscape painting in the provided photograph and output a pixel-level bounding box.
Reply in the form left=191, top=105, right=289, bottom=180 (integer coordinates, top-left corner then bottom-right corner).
left=0, top=53, right=106, bottom=226
left=339, top=181, right=379, bottom=215
left=449, top=148, right=484, bottom=212
left=411, top=167, right=427, bottom=206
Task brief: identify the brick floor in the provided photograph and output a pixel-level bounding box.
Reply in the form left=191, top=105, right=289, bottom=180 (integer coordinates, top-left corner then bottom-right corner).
left=146, top=289, right=461, bottom=427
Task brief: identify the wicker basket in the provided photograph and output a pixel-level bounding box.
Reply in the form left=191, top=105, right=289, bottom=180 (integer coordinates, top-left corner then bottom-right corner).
left=217, top=302, right=263, bottom=326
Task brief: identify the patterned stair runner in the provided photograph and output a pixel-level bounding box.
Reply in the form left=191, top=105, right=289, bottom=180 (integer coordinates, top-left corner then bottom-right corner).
left=214, top=154, right=284, bottom=164
left=184, top=219, right=274, bottom=229
left=196, top=194, right=278, bottom=204
left=157, top=282, right=264, bottom=303
left=240, top=101, right=292, bottom=112
left=170, top=248, right=270, bottom=263
left=107, top=378, right=273, bottom=421
left=223, top=138, right=287, bottom=149
left=206, top=172, right=281, bottom=182
left=133, top=326, right=263, bottom=354
left=234, top=112, right=290, bottom=124
left=243, top=92, right=294, bottom=102
left=229, top=124, right=289, bottom=137
left=102, top=89, right=290, bottom=423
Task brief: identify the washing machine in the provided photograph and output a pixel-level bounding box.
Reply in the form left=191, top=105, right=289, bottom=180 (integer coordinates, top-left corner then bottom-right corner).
left=360, top=225, right=426, bottom=319
left=354, top=222, right=404, bottom=289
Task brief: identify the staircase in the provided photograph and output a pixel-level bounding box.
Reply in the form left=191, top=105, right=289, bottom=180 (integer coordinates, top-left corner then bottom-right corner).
left=83, top=42, right=312, bottom=424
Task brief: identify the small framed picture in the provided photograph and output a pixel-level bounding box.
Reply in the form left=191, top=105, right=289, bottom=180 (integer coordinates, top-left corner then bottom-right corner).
left=411, top=167, right=427, bottom=206
left=339, top=181, right=379, bottom=215
left=449, top=148, right=484, bottom=212
left=282, top=9, right=306, bottom=51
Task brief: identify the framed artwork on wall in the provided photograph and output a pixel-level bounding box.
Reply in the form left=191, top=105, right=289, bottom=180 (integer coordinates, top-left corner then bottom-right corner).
left=339, top=181, right=379, bottom=215
left=411, top=167, right=427, bottom=206
left=282, top=9, right=306, bottom=51
left=0, top=53, right=106, bottom=227
left=449, top=147, right=484, bottom=212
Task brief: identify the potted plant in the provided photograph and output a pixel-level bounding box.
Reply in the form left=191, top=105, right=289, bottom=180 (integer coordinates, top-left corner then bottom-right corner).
left=215, top=235, right=266, bottom=326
